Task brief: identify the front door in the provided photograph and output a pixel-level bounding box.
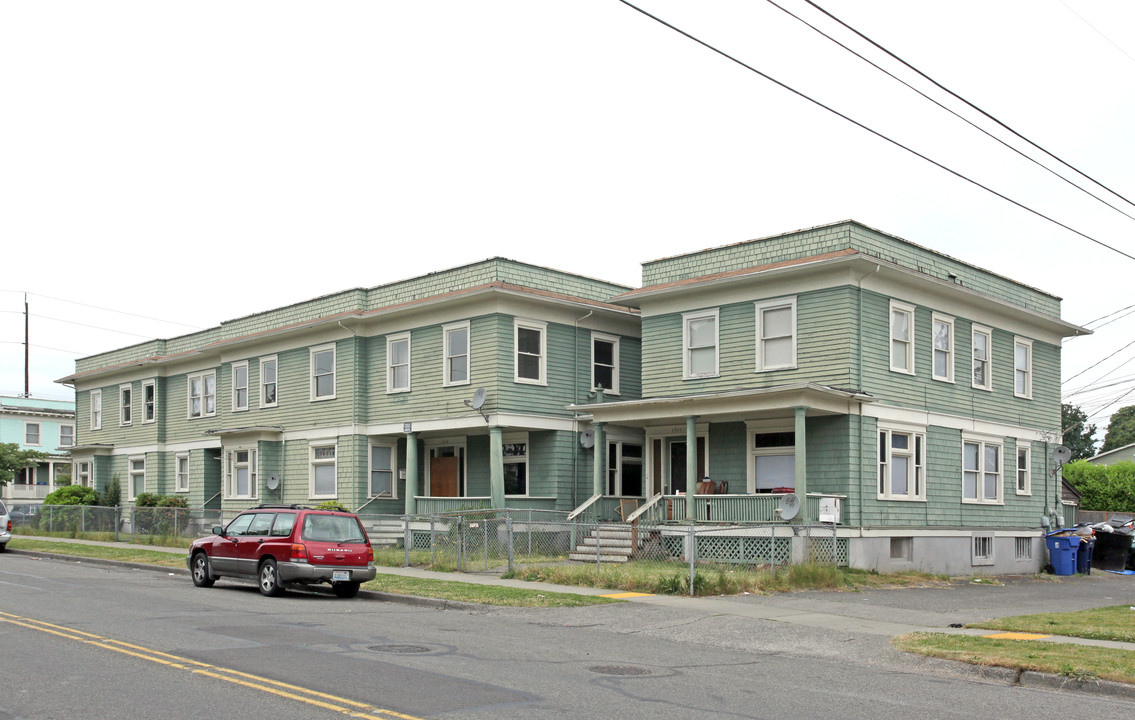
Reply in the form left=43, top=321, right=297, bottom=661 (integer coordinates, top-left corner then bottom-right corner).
left=427, top=445, right=465, bottom=497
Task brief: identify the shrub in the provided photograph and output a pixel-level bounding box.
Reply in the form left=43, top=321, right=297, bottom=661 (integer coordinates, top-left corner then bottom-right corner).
left=100, top=476, right=122, bottom=507
left=132, top=493, right=191, bottom=536
left=43, top=485, right=99, bottom=506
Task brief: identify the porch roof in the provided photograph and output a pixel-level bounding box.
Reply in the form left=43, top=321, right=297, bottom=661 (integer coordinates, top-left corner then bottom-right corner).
left=568, top=383, right=875, bottom=426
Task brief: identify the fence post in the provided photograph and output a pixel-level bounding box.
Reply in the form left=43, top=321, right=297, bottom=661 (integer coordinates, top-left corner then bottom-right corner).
left=594, top=518, right=601, bottom=572
left=430, top=516, right=436, bottom=566
left=506, top=514, right=515, bottom=574
left=688, top=524, right=696, bottom=596
left=403, top=515, right=411, bottom=568
left=458, top=517, right=465, bottom=572
left=82, top=505, right=87, bottom=534
left=114, top=506, right=120, bottom=542
left=49, top=505, right=54, bottom=534
left=527, top=509, right=532, bottom=557
left=130, top=507, right=136, bottom=544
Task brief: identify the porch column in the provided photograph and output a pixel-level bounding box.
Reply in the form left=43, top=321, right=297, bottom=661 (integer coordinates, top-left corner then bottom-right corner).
left=490, top=425, right=505, bottom=509
left=591, top=422, right=606, bottom=498
left=793, top=406, right=808, bottom=521
left=404, top=432, right=419, bottom=515
left=685, top=415, right=698, bottom=521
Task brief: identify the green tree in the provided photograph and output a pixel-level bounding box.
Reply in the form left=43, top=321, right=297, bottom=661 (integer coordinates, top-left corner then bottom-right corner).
left=0, top=442, right=48, bottom=485
left=1062, top=403, right=1098, bottom=460
left=1102, top=405, right=1135, bottom=453
left=43, top=485, right=99, bottom=505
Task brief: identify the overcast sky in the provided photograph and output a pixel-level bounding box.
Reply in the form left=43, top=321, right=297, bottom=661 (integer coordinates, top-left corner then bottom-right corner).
left=3, top=1, right=1133, bottom=442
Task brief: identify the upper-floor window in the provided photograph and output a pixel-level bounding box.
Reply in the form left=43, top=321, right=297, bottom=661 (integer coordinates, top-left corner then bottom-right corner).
left=683, top=308, right=719, bottom=379
left=310, top=345, right=336, bottom=400
left=755, top=297, right=796, bottom=371
left=514, top=320, right=547, bottom=385
left=1014, top=338, right=1032, bottom=399
left=963, top=436, right=1002, bottom=504
left=972, top=325, right=993, bottom=391
left=59, top=425, right=74, bottom=447
left=25, top=422, right=40, bottom=445
left=232, top=362, right=249, bottom=411
left=932, top=314, right=954, bottom=382
left=260, top=356, right=278, bottom=408
left=119, top=384, right=132, bottom=426
left=1016, top=444, right=1031, bottom=495
left=443, top=321, right=470, bottom=386
left=387, top=333, right=411, bottom=393
left=188, top=372, right=216, bottom=418
left=592, top=333, right=620, bottom=395
left=90, top=389, right=102, bottom=430
left=142, top=379, right=156, bottom=423
left=878, top=427, right=925, bottom=501
left=890, top=301, right=915, bottom=374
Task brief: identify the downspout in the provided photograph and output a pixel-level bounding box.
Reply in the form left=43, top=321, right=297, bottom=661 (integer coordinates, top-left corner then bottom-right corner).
left=573, top=311, right=594, bottom=509
left=856, top=265, right=880, bottom=528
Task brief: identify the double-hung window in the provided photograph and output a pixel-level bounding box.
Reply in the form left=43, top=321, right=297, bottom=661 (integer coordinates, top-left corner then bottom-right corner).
left=188, top=372, right=216, bottom=418
left=878, top=427, right=926, bottom=500
left=129, top=457, right=146, bottom=500
left=90, top=389, right=102, bottom=430
left=514, top=320, right=546, bottom=385
left=932, top=314, right=954, bottom=382
left=232, top=362, right=249, bottom=411
left=119, top=384, right=132, bottom=426
left=25, top=422, right=40, bottom=445
left=972, top=326, right=992, bottom=390
left=142, top=380, right=156, bottom=423
left=592, top=333, right=620, bottom=394
left=260, top=356, right=278, bottom=407
left=310, top=444, right=337, bottom=498
left=683, top=309, right=719, bottom=379
left=963, top=436, right=1002, bottom=503
left=225, top=448, right=257, bottom=499
left=890, top=301, right=915, bottom=374
left=1014, top=338, right=1032, bottom=398
left=176, top=454, right=190, bottom=493
left=443, top=321, right=470, bottom=386
left=311, top=345, right=336, bottom=400
left=59, top=425, right=74, bottom=447
left=1016, top=444, right=1031, bottom=494
left=503, top=435, right=529, bottom=495
left=387, top=333, right=411, bottom=393
left=75, top=462, right=91, bottom=487
left=369, top=443, right=397, bottom=497
left=755, top=297, right=796, bottom=371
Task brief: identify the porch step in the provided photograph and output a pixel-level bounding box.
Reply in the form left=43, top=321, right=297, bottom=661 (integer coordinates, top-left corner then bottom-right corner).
left=568, top=552, right=632, bottom=563
left=569, top=524, right=636, bottom=564
left=364, top=520, right=405, bottom=548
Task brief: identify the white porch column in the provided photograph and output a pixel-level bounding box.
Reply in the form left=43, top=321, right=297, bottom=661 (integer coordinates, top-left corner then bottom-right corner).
left=490, top=426, right=505, bottom=509
left=793, top=406, right=808, bottom=522
left=404, top=431, right=419, bottom=515
left=685, top=415, right=698, bottom=521
left=591, top=422, right=606, bottom=498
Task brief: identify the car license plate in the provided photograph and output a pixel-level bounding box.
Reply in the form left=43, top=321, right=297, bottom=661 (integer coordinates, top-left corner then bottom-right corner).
left=333, top=570, right=350, bottom=582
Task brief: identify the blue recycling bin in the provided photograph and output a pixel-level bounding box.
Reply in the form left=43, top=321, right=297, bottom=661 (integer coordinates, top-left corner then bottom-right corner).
left=1045, top=534, right=1079, bottom=576
left=1077, top=538, right=1094, bottom=574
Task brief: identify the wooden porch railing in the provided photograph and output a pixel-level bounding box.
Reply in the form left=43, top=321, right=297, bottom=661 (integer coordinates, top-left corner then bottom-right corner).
left=581, top=492, right=847, bottom=524
left=413, top=496, right=558, bottom=515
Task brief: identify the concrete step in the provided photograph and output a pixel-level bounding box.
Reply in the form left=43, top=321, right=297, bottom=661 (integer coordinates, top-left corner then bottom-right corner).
left=568, top=552, right=631, bottom=563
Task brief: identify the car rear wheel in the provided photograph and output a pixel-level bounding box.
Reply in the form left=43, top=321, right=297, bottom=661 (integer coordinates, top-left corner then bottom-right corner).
left=332, top=581, right=360, bottom=599
left=258, top=559, right=284, bottom=597
left=190, top=552, right=215, bottom=588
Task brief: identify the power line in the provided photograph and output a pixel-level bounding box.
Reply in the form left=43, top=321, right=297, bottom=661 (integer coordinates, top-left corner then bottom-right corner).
left=614, top=0, right=1135, bottom=264
left=1059, top=0, right=1135, bottom=67
left=0, top=289, right=204, bottom=331
left=30, top=313, right=160, bottom=340
left=0, top=340, right=87, bottom=355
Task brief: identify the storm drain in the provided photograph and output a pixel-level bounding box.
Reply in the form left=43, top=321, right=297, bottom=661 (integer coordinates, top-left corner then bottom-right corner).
left=369, top=644, right=434, bottom=655
left=588, top=665, right=653, bottom=677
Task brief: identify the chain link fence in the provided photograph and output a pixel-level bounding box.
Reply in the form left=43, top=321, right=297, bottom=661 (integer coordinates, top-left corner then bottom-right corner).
left=14, top=505, right=235, bottom=544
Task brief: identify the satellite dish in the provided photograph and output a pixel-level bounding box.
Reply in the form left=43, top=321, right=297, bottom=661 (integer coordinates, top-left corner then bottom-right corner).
left=265, top=474, right=280, bottom=491
left=777, top=493, right=800, bottom=520
left=471, top=387, right=486, bottom=410
left=580, top=429, right=595, bottom=449
left=1053, top=446, right=1072, bottom=466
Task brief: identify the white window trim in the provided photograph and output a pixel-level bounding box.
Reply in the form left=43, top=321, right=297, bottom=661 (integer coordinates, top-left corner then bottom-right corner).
left=972, top=325, right=993, bottom=391
left=502, top=432, right=530, bottom=497
left=128, top=455, right=146, bottom=501
left=754, top=296, right=797, bottom=372
left=386, top=333, right=412, bottom=394
left=75, top=461, right=91, bottom=488
left=224, top=446, right=259, bottom=500
left=877, top=424, right=927, bottom=502
left=442, top=321, right=471, bottom=387
left=310, top=344, right=336, bottom=401
left=119, top=383, right=133, bottom=427
left=744, top=422, right=791, bottom=493
left=1016, top=443, right=1031, bottom=496
left=232, top=361, right=250, bottom=412
left=889, top=300, right=916, bottom=375
left=972, top=532, right=995, bottom=566
left=962, top=433, right=1003, bottom=505
left=309, top=442, right=338, bottom=499
left=25, top=421, right=41, bottom=446
left=90, top=389, right=102, bottom=431
left=187, top=371, right=217, bottom=419
left=1014, top=337, right=1033, bottom=399
left=369, top=441, right=398, bottom=498
left=259, top=356, right=278, bottom=408
left=513, top=319, right=547, bottom=386
left=931, top=313, right=955, bottom=383
left=141, top=379, right=156, bottom=424
left=606, top=439, right=644, bottom=497
left=591, top=332, right=621, bottom=395
left=59, top=425, right=74, bottom=448
left=175, top=453, right=190, bottom=493
left=682, top=308, right=720, bottom=380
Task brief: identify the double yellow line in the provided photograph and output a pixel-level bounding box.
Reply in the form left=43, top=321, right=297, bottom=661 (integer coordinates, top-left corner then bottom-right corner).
left=1, top=612, right=423, bottom=719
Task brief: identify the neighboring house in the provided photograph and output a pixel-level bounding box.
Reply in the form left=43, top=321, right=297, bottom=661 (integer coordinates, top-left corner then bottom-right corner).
left=572, top=221, right=1086, bottom=574
left=0, top=396, right=75, bottom=502
left=58, top=259, right=640, bottom=517
left=1085, top=443, right=1135, bottom=466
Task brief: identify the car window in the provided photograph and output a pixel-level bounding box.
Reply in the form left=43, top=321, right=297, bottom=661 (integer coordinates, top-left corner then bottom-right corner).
left=225, top=514, right=254, bottom=536
left=270, top=513, right=297, bottom=537
left=245, top=513, right=276, bottom=536
left=0, top=501, right=7, bottom=515
left=302, top=514, right=366, bottom=543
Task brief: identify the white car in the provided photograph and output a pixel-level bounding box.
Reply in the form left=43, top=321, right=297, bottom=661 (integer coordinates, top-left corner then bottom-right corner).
left=0, top=500, right=11, bottom=551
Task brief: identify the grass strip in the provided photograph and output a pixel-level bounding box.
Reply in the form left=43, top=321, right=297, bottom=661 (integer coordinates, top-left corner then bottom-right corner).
left=894, top=632, right=1135, bottom=685
left=363, top=575, right=619, bottom=607
left=8, top=538, right=187, bottom=568
left=967, top=605, right=1135, bottom=643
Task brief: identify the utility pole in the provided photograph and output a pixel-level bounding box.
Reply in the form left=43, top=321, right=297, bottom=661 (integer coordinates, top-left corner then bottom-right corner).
left=24, top=293, right=30, bottom=397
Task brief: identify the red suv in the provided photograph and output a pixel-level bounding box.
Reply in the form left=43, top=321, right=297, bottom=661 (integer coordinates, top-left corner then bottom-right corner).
left=187, top=505, right=377, bottom=598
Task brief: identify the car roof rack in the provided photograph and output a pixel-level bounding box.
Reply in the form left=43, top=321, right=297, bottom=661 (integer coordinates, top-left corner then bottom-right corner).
left=251, top=504, right=312, bottom=510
